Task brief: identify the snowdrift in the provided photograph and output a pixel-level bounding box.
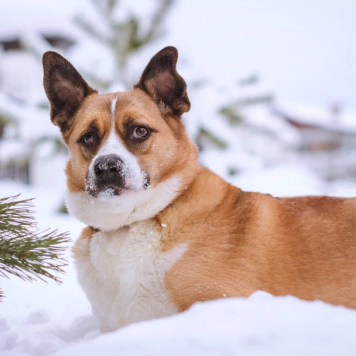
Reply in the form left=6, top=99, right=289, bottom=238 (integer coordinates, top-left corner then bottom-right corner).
left=52, top=292, right=356, bottom=356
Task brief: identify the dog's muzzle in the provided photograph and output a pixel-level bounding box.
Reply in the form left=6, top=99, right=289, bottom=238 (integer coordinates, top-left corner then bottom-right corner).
left=93, top=154, right=126, bottom=195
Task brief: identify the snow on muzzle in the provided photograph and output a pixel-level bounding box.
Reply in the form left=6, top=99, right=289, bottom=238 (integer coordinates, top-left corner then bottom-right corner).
left=86, top=154, right=149, bottom=197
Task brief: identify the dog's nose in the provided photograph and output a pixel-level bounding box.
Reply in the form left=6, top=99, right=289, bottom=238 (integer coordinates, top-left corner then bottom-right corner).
left=94, top=154, right=124, bottom=181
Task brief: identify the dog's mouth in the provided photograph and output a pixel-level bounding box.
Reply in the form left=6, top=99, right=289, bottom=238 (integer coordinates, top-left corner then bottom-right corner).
left=86, top=183, right=130, bottom=198
left=85, top=176, right=151, bottom=198
left=100, top=186, right=122, bottom=197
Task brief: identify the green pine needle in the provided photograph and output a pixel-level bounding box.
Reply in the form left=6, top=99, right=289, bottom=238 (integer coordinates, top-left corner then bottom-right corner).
left=0, top=195, right=70, bottom=299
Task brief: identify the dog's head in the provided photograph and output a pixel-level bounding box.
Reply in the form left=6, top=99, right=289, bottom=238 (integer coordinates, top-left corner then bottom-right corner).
left=43, top=47, right=198, bottom=230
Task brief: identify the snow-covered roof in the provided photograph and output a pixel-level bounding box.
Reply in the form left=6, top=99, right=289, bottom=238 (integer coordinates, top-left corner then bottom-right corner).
left=276, top=102, right=356, bottom=134
left=0, top=92, right=57, bottom=141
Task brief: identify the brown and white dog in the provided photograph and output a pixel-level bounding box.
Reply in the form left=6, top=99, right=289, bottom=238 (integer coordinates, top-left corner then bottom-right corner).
left=43, top=47, right=356, bottom=332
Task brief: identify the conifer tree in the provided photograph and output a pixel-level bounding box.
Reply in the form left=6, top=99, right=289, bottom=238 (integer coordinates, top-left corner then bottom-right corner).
left=0, top=195, right=69, bottom=300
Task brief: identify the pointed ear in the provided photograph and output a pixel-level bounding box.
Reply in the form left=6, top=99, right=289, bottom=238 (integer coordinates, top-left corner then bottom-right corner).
left=42, top=52, right=96, bottom=132
left=135, top=46, right=190, bottom=117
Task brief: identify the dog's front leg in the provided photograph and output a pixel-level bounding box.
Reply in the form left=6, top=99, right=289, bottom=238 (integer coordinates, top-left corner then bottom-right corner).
left=72, top=226, right=94, bottom=258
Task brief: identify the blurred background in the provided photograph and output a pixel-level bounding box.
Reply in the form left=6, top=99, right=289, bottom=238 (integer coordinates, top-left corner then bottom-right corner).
left=1, top=0, right=356, bottom=214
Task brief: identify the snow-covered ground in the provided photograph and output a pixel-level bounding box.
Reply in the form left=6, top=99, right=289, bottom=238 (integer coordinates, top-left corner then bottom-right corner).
left=52, top=294, right=356, bottom=356
left=2, top=165, right=356, bottom=356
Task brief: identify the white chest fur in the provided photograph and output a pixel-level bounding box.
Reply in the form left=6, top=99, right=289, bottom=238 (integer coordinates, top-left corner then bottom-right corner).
left=74, top=219, right=187, bottom=332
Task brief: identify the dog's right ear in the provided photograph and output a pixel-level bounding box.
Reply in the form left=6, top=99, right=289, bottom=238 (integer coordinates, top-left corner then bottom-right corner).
left=135, top=46, right=190, bottom=117
left=42, top=52, right=96, bottom=132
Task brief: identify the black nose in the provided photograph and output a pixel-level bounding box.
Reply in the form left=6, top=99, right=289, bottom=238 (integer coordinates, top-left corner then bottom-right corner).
left=94, top=154, right=124, bottom=182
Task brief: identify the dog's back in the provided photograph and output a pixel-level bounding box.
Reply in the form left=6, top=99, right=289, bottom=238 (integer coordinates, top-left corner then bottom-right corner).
left=162, top=167, right=356, bottom=310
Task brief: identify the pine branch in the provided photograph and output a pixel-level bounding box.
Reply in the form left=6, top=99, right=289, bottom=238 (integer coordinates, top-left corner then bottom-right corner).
left=119, top=0, right=174, bottom=60
left=74, top=16, right=110, bottom=45
left=196, top=127, right=228, bottom=150
left=0, top=229, right=69, bottom=282
left=0, top=196, right=70, bottom=299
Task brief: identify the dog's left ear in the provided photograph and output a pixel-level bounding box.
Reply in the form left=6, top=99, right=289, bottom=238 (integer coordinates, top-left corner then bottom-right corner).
left=135, top=46, right=190, bottom=117
left=42, top=51, right=96, bottom=132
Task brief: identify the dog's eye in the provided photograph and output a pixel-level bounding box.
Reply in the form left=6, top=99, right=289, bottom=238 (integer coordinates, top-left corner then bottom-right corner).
left=133, top=126, right=150, bottom=140
left=81, top=133, right=96, bottom=146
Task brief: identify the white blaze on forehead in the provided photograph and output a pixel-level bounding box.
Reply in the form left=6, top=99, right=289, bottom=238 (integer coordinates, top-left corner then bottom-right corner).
left=88, top=96, right=145, bottom=191
left=111, top=96, right=117, bottom=119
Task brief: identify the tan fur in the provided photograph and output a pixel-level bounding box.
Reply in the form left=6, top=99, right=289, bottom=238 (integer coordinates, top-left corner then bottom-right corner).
left=159, top=168, right=356, bottom=310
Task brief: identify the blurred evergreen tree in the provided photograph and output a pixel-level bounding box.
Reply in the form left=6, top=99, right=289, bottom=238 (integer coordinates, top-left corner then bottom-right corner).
left=194, top=73, right=278, bottom=178
left=219, top=74, right=273, bottom=126
left=75, top=0, right=174, bottom=89
left=0, top=0, right=289, bottom=190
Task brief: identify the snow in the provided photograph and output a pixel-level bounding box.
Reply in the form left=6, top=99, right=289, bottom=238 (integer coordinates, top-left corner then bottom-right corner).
left=50, top=293, right=356, bottom=356
left=0, top=0, right=82, bottom=39
left=231, top=163, right=324, bottom=196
